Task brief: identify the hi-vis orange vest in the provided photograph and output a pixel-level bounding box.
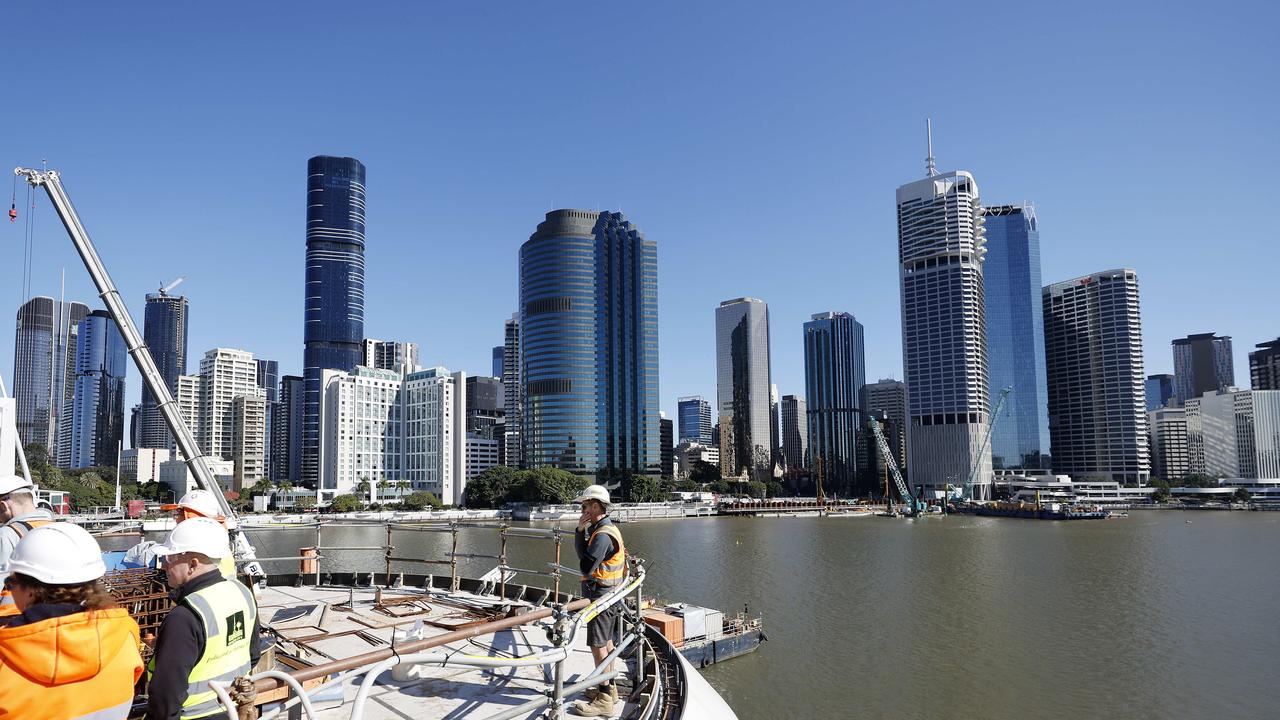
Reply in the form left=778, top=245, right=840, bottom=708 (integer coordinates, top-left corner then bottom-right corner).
left=0, top=607, right=144, bottom=720
left=582, top=523, right=626, bottom=588
left=0, top=519, right=54, bottom=617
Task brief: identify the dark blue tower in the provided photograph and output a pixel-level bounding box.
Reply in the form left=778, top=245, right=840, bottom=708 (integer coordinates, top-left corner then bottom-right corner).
left=803, top=311, right=866, bottom=496
left=138, top=291, right=188, bottom=449
left=519, top=210, right=659, bottom=475
left=302, top=156, right=366, bottom=487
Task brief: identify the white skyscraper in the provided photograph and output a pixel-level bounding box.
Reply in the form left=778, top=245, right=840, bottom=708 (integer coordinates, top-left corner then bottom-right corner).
left=196, top=348, right=266, bottom=488
left=404, top=368, right=467, bottom=506
left=319, top=366, right=404, bottom=503
left=895, top=131, right=991, bottom=498
left=1185, top=389, right=1280, bottom=480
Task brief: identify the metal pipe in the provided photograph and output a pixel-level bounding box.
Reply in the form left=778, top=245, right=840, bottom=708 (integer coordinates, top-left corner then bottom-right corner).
left=251, top=598, right=591, bottom=694
left=479, top=669, right=621, bottom=720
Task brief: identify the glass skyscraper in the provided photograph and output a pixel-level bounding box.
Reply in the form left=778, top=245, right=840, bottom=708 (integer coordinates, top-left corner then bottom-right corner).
left=897, top=166, right=992, bottom=497
left=519, top=210, right=659, bottom=475
left=715, top=298, right=772, bottom=481
left=13, top=296, right=89, bottom=457
left=138, top=291, right=188, bottom=450
left=69, top=310, right=126, bottom=468
left=803, top=311, right=866, bottom=496
left=677, top=396, right=712, bottom=445
left=982, top=204, right=1050, bottom=470
left=1145, top=373, right=1175, bottom=411
left=302, top=156, right=366, bottom=486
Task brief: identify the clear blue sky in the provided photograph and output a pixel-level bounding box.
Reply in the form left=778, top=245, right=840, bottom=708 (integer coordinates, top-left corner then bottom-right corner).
left=2, top=2, right=1276, bottom=424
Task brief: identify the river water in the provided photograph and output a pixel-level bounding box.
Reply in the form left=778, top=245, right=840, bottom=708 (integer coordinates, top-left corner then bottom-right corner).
left=241, top=510, right=1278, bottom=719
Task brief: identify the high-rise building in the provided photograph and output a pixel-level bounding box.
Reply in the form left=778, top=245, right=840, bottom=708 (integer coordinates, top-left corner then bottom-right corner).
left=769, top=384, right=781, bottom=475
left=1149, top=406, right=1190, bottom=482
left=1043, top=270, right=1149, bottom=484
left=198, top=348, right=266, bottom=485
left=68, top=311, right=126, bottom=469
left=256, top=359, right=279, bottom=480
left=502, top=314, right=522, bottom=468
left=319, top=366, right=404, bottom=502
left=896, top=158, right=992, bottom=497
left=176, top=375, right=201, bottom=444
left=1172, top=333, right=1234, bottom=406
left=492, top=346, right=504, bottom=379
left=303, top=155, right=366, bottom=487
left=864, top=378, right=908, bottom=484
left=803, top=311, right=867, bottom=496
left=466, top=436, right=500, bottom=481
left=1145, top=374, right=1175, bottom=411
left=363, top=339, right=419, bottom=373
left=520, top=210, right=659, bottom=475
left=982, top=204, right=1051, bottom=471
left=13, top=297, right=88, bottom=457
left=403, top=368, right=467, bottom=505
left=465, top=376, right=504, bottom=440
left=659, top=417, right=674, bottom=477
left=677, top=396, right=713, bottom=445
left=275, top=375, right=304, bottom=481
left=781, top=395, right=807, bottom=475
left=716, top=298, right=772, bottom=481
left=1185, top=389, right=1280, bottom=479
left=138, top=291, right=188, bottom=449
left=1248, top=338, right=1280, bottom=391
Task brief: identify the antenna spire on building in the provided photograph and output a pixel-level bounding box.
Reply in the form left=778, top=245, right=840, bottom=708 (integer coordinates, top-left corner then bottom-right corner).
left=926, top=118, right=938, bottom=177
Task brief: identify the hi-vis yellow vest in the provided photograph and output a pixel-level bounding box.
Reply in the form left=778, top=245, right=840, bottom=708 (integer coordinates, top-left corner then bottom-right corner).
left=583, top=523, right=626, bottom=588
left=149, top=577, right=257, bottom=719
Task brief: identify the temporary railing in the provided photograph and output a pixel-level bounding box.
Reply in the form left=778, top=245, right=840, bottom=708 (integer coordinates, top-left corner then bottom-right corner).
left=213, top=520, right=655, bottom=720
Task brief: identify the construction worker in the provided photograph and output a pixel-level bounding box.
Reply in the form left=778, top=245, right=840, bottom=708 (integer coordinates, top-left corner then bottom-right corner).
left=158, top=488, right=237, bottom=580
left=0, top=523, right=144, bottom=719
left=570, top=484, right=627, bottom=718
left=147, top=517, right=261, bottom=720
left=0, top=472, right=55, bottom=616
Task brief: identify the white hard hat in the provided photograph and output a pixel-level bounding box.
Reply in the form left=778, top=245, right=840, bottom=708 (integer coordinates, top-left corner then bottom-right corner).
left=153, top=516, right=230, bottom=559
left=0, top=473, right=35, bottom=497
left=4, top=523, right=106, bottom=584
left=573, top=484, right=611, bottom=507
left=162, top=488, right=224, bottom=520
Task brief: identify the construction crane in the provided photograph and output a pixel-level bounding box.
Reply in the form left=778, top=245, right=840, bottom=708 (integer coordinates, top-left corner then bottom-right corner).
left=953, top=387, right=1013, bottom=502
left=158, top=275, right=185, bottom=295
left=13, top=167, right=258, bottom=568
left=869, top=415, right=926, bottom=516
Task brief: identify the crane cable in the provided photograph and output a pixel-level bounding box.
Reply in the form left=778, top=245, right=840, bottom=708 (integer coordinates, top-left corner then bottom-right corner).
left=22, top=180, right=37, bottom=305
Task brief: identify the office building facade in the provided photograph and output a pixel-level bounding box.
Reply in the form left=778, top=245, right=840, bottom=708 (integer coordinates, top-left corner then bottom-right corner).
left=403, top=368, right=467, bottom=505
left=303, top=155, right=366, bottom=487
left=68, top=311, right=127, bottom=469
left=803, top=311, right=867, bottom=496
left=1149, top=406, right=1190, bottom=482
left=198, top=348, right=267, bottom=485
left=275, top=375, right=304, bottom=481
left=660, top=417, right=674, bottom=477
left=1185, top=389, right=1280, bottom=479
left=1172, top=333, right=1234, bottom=406
left=864, top=378, right=908, bottom=485
left=363, top=339, right=419, bottom=373
left=492, top=346, right=503, bottom=379
left=677, top=396, right=713, bottom=445
left=897, top=169, right=992, bottom=496
left=1043, top=270, right=1149, bottom=484
left=520, top=210, right=659, bottom=475
left=503, top=314, right=522, bottom=468
left=1249, top=338, right=1280, bottom=391
left=982, top=204, right=1051, bottom=470
left=319, top=366, right=404, bottom=502
left=716, top=298, right=772, bottom=481
left=1145, top=374, right=1175, bottom=411
left=138, top=291, right=188, bottom=449
left=13, top=297, right=88, bottom=457
left=781, top=394, right=808, bottom=475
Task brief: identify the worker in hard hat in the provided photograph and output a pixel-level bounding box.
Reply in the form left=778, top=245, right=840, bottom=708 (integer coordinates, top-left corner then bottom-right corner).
left=0, top=472, right=55, bottom=616
left=147, top=516, right=261, bottom=720
left=154, top=488, right=237, bottom=580
left=0, top=523, right=144, bottom=719
left=570, top=484, right=627, bottom=717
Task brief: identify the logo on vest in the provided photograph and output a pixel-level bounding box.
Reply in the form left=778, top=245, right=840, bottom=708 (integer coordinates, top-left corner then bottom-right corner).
left=226, top=611, right=246, bottom=645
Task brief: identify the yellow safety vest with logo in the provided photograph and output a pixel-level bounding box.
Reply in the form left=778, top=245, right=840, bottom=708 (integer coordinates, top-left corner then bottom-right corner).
left=218, top=553, right=236, bottom=581
left=148, top=577, right=257, bottom=719
left=0, top=518, right=54, bottom=617
left=582, top=523, right=626, bottom=588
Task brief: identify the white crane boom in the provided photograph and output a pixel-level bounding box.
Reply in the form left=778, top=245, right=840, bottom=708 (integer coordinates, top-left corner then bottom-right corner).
left=159, top=275, right=186, bottom=295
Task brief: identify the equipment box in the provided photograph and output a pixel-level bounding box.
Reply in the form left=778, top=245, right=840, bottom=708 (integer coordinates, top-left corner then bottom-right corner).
left=643, top=611, right=684, bottom=647
left=667, top=603, right=714, bottom=641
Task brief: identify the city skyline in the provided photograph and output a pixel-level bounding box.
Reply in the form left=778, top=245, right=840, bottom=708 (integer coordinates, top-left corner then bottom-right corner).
left=1, top=4, right=1275, bottom=436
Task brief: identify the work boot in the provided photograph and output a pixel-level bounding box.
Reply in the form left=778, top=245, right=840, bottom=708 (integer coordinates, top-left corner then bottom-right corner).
left=584, top=682, right=619, bottom=703
left=570, top=692, right=616, bottom=717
